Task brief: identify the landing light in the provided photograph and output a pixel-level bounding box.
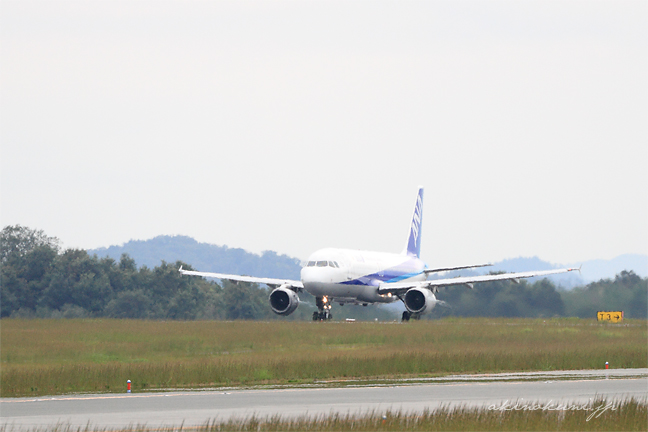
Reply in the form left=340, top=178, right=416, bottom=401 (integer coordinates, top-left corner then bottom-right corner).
left=323, top=297, right=328, bottom=303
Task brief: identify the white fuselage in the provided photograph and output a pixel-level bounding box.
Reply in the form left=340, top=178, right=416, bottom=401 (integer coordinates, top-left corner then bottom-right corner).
left=180, top=185, right=576, bottom=319
left=300, top=248, right=426, bottom=304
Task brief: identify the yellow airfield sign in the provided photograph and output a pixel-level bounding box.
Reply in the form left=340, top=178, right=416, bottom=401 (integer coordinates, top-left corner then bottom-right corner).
left=597, top=311, right=623, bottom=323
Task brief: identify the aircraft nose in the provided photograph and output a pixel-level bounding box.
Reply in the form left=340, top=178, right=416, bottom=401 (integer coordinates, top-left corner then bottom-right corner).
left=301, top=266, right=337, bottom=284
left=300, top=266, right=318, bottom=282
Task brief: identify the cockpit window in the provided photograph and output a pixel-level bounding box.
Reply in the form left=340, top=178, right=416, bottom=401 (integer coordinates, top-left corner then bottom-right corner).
left=305, top=260, right=340, bottom=268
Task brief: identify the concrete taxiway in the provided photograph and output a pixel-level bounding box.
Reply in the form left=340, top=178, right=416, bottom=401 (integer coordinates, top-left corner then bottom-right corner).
left=2, top=369, right=646, bottom=430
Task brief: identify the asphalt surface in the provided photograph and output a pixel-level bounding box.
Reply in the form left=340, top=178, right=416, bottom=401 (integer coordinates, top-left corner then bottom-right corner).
left=2, top=369, right=647, bottom=429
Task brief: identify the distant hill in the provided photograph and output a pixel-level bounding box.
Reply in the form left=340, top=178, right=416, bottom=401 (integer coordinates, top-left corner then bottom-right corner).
left=429, top=257, right=583, bottom=289
left=88, top=235, right=301, bottom=280
left=491, top=254, right=648, bottom=281
left=488, top=257, right=585, bottom=288
left=569, top=254, right=647, bottom=282
left=438, top=255, right=647, bottom=288
left=88, top=236, right=647, bottom=288
left=491, top=255, right=647, bottom=286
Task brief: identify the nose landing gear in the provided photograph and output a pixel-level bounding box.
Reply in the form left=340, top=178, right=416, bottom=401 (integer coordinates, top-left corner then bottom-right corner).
left=313, top=296, right=333, bottom=321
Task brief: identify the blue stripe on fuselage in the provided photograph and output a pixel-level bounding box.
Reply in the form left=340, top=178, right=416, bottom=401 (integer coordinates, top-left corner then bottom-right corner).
left=341, top=259, right=425, bottom=286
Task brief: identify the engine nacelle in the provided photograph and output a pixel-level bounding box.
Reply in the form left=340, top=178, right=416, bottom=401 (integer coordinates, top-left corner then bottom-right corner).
left=269, top=286, right=300, bottom=316
left=403, top=287, right=437, bottom=315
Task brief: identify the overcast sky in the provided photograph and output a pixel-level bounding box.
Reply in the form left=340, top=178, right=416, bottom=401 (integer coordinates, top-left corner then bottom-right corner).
left=2, top=0, right=646, bottom=267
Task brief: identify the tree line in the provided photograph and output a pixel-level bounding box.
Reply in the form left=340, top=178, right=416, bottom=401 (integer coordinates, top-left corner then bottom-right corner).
left=1, top=226, right=646, bottom=320
left=430, top=270, right=646, bottom=319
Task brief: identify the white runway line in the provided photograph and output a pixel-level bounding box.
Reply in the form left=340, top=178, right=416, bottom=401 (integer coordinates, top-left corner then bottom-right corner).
left=2, top=370, right=646, bottom=430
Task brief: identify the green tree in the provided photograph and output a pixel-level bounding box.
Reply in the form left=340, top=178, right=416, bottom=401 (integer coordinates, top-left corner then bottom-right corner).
left=432, top=277, right=565, bottom=318
left=168, top=289, right=202, bottom=320
left=1, top=226, right=60, bottom=317
left=0, top=225, right=60, bottom=263
left=104, top=290, right=153, bottom=318
left=221, top=281, right=268, bottom=320
left=39, top=249, right=113, bottom=315
left=561, top=271, right=647, bottom=319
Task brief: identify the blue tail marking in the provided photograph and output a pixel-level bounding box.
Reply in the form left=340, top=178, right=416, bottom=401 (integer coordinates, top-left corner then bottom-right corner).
left=405, top=187, right=424, bottom=258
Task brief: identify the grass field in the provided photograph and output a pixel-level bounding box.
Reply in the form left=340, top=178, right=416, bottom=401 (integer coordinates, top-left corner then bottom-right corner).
left=1, top=318, right=646, bottom=397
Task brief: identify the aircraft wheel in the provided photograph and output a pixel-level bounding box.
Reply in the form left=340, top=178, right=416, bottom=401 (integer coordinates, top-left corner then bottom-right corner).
left=402, top=311, right=411, bottom=322
left=313, top=311, right=319, bottom=321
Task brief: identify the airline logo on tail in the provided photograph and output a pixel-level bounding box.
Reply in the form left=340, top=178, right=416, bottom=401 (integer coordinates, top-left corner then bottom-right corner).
left=406, top=187, right=424, bottom=257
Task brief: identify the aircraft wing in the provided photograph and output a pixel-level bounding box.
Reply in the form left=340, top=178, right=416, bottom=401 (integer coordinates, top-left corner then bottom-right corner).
left=423, top=263, right=492, bottom=274
left=179, top=267, right=304, bottom=290
left=377, top=267, right=579, bottom=296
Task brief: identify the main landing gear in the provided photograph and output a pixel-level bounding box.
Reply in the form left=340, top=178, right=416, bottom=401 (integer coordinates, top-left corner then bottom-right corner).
left=401, top=311, right=420, bottom=322
left=313, top=296, right=332, bottom=321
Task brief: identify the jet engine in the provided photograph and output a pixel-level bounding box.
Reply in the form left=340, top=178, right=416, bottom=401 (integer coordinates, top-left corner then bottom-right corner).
left=403, top=287, right=437, bottom=315
left=269, top=285, right=300, bottom=316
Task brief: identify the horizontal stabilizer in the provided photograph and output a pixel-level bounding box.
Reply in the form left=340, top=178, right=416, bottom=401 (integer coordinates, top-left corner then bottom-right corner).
left=424, top=263, right=492, bottom=274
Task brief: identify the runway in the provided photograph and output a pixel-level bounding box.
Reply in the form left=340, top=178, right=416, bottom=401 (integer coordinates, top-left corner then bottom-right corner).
left=2, top=369, right=646, bottom=430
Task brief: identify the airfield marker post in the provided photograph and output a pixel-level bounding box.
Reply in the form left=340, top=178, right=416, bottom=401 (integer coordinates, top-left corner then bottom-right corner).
left=127, top=380, right=131, bottom=393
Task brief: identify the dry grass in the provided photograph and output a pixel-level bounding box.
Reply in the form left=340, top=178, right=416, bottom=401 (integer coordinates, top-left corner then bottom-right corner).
left=1, top=398, right=645, bottom=431
left=1, top=318, right=646, bottom=397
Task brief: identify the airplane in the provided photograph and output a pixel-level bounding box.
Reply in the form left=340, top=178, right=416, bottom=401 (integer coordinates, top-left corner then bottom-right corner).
left=179, top=187, right=579, bottom=321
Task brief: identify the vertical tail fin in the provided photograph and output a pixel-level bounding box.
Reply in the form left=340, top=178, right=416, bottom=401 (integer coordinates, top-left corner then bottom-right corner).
left=403, top=186, right=424, bottom=257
